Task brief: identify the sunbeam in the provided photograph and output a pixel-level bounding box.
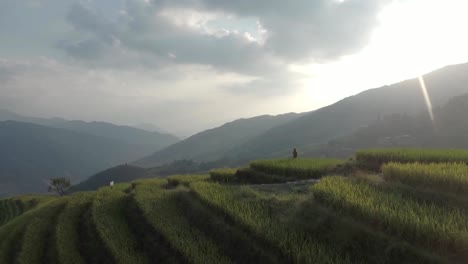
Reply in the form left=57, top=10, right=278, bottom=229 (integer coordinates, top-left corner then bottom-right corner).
left=418, top=76, right=436, bottom=127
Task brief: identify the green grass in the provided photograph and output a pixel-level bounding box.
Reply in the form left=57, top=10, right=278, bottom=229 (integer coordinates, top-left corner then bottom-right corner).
left=383, top=162, right=468, bottom=194
left=190, top=181, right=352, bottom=263
left=250, top=158, right=344, bottom=180
left=0, top=200, right=7, bottom=224
left=313, top=176, right=468, bottom=254
left=0, top=196, right=59, bottom=263
left=0, top=199, right=22, bottom=225
left=292, top=199, right=443, bottom=264
left=175, top=190, right=283, bottom=263
left=3, top=149, right=468, bottom=263
left=16, top=199, right=67, bottom=264
left=134, top=179, right=231, bottom=264
left=92, top=187, right=148, bottom=264
left=79, top=203, right=115, bottom=264
left=0, top=195, right=56, bottom=226
left=0, top=218, right=27, bottom=263
left=209, top=168, right=238, bottom=183
left=356, top=148, right=468, bottom=169
left=166, top=174, right=210, bottom=187
left=56, top=192, right=94, bottom=264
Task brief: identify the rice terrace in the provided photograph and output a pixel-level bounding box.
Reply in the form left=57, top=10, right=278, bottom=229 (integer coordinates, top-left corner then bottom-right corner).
left=1, top=148, right=467, bottom=263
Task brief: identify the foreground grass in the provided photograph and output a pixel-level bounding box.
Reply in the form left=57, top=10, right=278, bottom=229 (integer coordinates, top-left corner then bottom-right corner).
left=356, top=148, right=468, bottom=169
left=92, top=187, right=147, bottom=264
left=383, top=162, right=468, bottom=194
left=250, top=158, right=343, bottom=180
left=0, top=196, right=52, bottom=226
left=134, top=179, right=231, bottom=264
left=209, top=168, right=238, bottom=183
left=16, top=199, right=67, bottom=264
left=313, top=176, right=468, bottom=254
left=56, top=192, right=94, bottom=264
left=191, top=181, right=352, bottom=263
left=0, top=196, right=59, bottom=263
left=0, top=217, right=27, bottom=263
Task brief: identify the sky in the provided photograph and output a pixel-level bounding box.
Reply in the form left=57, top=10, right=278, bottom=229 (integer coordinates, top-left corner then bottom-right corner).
left=1, top=0, right=468, bottom=137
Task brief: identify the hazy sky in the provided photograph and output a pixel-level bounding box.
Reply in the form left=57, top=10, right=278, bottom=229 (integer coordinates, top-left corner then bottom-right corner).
left=1, top=0, right=468, bottom=136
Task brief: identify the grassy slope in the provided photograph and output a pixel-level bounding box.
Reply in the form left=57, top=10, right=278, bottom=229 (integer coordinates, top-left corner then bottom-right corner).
left=56, top=192, right=94, bottom=264
left=133, top=179, right=231, bottom=264
left=92, top=186, right=148, bottom=264
left=2, top=150, right=468, bottom=263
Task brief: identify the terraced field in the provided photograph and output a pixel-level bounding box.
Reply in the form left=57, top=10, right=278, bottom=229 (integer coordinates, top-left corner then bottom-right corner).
left=356, top=148, right=468, bottom=169
left=209, top=158, right=344, bottom=184
left=1, top=150, right=467, bottom=263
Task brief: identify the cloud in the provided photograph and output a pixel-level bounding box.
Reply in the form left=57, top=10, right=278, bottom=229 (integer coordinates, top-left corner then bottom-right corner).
left=58, top=0, right=390, bottom=71
left=148, top=0, right=391, bottom=61
left=0, top=58, right=288, bottom=134
left=0, top=0, right=393, bottom=134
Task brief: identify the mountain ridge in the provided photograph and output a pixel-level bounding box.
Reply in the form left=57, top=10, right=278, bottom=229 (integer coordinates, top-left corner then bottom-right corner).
left=137, top=62, right=468, bottom=166
left=135, top=112, right=304, bottom=167
left=0, top=109, right=179, bottom=151
left=0, top=120, right=163, bottom=197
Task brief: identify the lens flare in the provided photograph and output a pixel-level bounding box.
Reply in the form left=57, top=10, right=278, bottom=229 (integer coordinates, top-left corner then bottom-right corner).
left=418, top=76, right=435, bottom=127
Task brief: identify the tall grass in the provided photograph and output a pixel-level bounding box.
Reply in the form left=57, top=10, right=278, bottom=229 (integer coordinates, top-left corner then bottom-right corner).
left=92, top=187, right=147, bottom=264
left=356, top=148, right=468, bottom=169
left=0, top=200, right=7, bottom=224
left=0, top=196, right=56, bottom=226
left=56, top=192, right=94, bottom=264
left=0, top=199, right=19, bottom=225
left=0, top=196, right=58, bottom=263
left=313, top=176, right=468, bottom=253
left=190, top=181, right=352, bottom=263
left=383, top=162, right=468, bottom=194
left=166, top=174, right=209, bottom=187
left=133, top=179, right=232, bottom=264
left=250, top=158, right=343, bottom=180
left=16, top=199, right=68, bottom=264
left=0, top=218, right=27, bottom=263
left=209, top=168, right=238, bottom=183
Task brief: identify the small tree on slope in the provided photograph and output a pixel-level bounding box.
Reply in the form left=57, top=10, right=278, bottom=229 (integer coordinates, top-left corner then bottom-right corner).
left=48, top=177, right=72, bottom=196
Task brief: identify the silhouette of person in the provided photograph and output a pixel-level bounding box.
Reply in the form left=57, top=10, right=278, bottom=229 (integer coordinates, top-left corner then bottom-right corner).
left=293, top=148, right=298, bottom=159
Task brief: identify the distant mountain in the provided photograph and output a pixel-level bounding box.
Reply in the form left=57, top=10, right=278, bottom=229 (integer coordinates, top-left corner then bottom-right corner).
left=0, top=110, right=179, bottom=154
left=73, top=158, right=245, bottom=192
left=0, top=121, right=158, bottom=197
left=133, top=123, right=167, bottom=133
left=227, top=62, right=468, bottom=159
left=72, top=164, right=148, bottom=192
left=136, top=113, right=303, bottom=167
left=319, top=93, right=468, bottom=157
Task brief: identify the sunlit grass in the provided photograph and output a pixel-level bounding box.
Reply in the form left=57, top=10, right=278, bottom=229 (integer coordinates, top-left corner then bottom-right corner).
left=250, top=158, right=344, bottom=180
left=383, top=162, right=468, bottom=194
left=313, top=176, right=468, bottom=253
left=209, top=168, right=238, bottom=183
left=190, top=181, right=352, bottom=263
left=134, top=179, right=231, bottom=264
left=356, top=148, right=468, bottom=169
left=92, top=187, right=147, bottom=264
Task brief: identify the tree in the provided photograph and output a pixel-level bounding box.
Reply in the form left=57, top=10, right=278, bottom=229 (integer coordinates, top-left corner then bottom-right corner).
left=48, top=177, right=72, bottom=196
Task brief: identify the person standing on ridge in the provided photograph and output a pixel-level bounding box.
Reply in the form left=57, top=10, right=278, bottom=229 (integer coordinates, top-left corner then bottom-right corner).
left=293, top=148, right=298, bottom=159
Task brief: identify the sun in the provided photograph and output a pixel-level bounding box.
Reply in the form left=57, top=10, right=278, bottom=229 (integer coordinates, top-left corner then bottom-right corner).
left=293, top=0, right=468, bottom=112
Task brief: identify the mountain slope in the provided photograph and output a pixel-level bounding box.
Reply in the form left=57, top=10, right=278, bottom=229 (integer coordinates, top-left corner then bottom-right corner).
left=136, top=113, right=303, bottom=167
left=0, top=121, right=154, bottom=197
left=0, top=110, right=179, bottom=154
left=72, top=165, right=148, bottom=192
left=229, top=62, right=468, bottom=159
left=321, top=93, right=468, bottom=157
